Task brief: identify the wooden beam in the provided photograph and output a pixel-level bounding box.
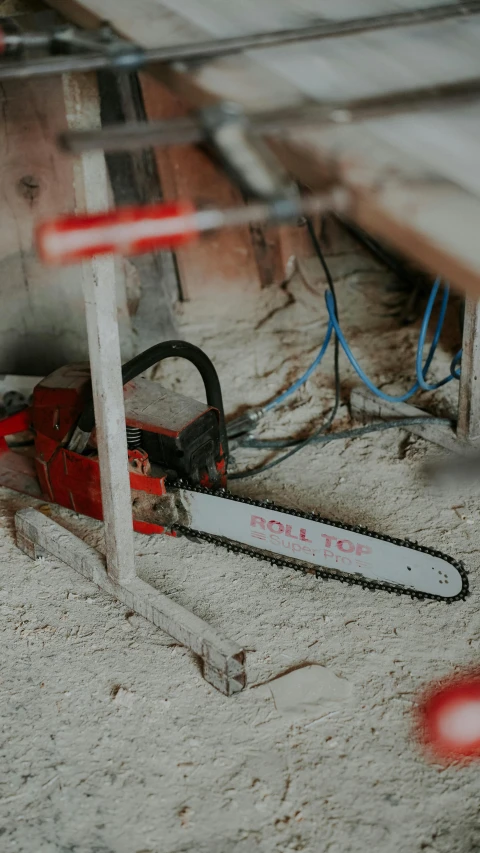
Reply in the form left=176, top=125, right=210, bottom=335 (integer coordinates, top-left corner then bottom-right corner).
left=63, top=71, right=136, bottom=583
left=16, top=508, right=246, bottom=695
left=457, top=298, right=480, bottom=442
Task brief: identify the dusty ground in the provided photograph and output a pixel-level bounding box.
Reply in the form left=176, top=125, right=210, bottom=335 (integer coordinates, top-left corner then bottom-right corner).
left=0, top=222, right=479, bottom=853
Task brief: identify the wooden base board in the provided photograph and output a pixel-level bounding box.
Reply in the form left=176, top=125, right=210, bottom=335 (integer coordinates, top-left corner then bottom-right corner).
left=15, top=507, right=246, bottom=696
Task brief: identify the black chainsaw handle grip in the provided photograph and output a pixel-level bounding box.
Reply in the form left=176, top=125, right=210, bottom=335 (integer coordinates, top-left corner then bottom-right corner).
left=77, top=340, right=229, bottom=461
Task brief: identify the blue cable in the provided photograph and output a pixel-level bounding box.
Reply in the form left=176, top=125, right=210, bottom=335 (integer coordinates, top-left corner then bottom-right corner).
left=265, top=276, right=462, bottom=412
left=325, top=280, right=454, bottom=404
left=264, top=320, right=333, bottom=411
left=450, top=349, right=462, bottom=380
left=415, top=279, right=453, bottom=391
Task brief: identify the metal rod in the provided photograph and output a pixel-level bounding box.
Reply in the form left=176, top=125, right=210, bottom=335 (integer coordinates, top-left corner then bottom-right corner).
left=255, top=76, right=480, bottom=131
left=0, top=1, right=479, bottom=81
left=60, top=75, right=480, bottom=155
left=60, top=116, right=205, bottom=154
left=199, top=189, right=350, bottom=229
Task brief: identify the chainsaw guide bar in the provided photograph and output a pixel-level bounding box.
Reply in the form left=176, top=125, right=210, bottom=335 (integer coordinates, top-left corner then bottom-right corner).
left=171, top=483, right=469, bottom=603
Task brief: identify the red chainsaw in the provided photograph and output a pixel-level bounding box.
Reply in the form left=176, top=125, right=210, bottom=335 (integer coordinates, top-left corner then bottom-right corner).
left=0, top=341, right=468, bottom=603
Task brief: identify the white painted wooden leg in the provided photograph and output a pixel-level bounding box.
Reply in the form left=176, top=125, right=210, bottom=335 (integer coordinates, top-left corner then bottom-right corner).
left=15, top=509, right=246, bottom=696
left=63, top=73, right=135, bottom=584
left=457, top=298, right=480, bottom=444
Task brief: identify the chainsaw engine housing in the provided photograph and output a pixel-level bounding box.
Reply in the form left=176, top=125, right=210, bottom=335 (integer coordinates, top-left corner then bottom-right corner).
left=123, top=377, right=225, bottom=487
left=31, top=363, right=226, bottom=528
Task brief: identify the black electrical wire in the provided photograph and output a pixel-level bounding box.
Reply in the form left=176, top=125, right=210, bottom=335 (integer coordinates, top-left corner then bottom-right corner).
left=241, top=417, right=454, bottom=450
left=230, top=417, right=454, bottom=480
left=307, top=217, right=338, bottom=315
left=229, top=217, right=342, bottom=480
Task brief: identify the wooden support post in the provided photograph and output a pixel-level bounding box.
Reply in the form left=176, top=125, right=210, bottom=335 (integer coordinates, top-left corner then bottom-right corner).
left=81, top=246, right=136, bottom=584
left=15, top=509, right=245, bottom=695
left=457, top=298, right=480, bottom=443
left=63, top=72, right=136, bottom=584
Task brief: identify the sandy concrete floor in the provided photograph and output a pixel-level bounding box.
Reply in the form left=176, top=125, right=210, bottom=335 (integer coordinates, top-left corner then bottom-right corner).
left=1, top=223, right=478, bottom=853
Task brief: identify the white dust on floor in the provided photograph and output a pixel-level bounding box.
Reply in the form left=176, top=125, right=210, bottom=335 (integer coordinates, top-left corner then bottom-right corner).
left=0, top=222, right=479, bottom=853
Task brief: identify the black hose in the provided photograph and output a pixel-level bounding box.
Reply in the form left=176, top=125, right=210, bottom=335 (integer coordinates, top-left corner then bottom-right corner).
left=77, top=340, right=229, bottom=461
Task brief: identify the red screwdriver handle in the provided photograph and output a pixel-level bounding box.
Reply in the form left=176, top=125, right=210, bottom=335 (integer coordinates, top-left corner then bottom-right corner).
left=415, top=670, right=480, bottom=761
left=36, top=200, right=199, bottom=265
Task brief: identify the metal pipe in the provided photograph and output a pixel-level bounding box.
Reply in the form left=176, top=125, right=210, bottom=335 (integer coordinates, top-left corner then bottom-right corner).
left=0, top=1, right=478, bottom=81
left=60, top=75, right=480, bottom=155
left=60, top=116, right=205, bottom=154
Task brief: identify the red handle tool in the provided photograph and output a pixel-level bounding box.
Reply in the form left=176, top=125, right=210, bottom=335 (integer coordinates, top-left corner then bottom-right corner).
left=35, top=192, right=344, bottom=266
left=36, top=200, right=201, bottom=265
left=415, top=670, right=480, bottom=761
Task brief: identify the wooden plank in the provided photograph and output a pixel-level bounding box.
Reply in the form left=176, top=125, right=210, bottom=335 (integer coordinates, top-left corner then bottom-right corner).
left=139, top=73, right=263, bottom=298
left=63, top=71, right=136, bottom=584
left=457, top=298, right=480, bottom=443
left=47, top=0, right=467, bottom=45
left=45, top=0, right=480, bottom=298
left=350, top=387, right=464, bottom=453
left=15, top=507, right=246, bottom=695
left=133, top=3, right=480, bottom=213
left=286, top=126, right=480, bottom=299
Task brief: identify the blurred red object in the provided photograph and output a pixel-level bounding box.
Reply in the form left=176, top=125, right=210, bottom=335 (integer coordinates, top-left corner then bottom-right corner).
left=36, top=200, right=199, bottom=265
left=416, top=670, right=480, bottom=761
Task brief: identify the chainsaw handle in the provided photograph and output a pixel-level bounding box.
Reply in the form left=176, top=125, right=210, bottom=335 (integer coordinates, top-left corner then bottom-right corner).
left=77, top=340, right=229, bottom=462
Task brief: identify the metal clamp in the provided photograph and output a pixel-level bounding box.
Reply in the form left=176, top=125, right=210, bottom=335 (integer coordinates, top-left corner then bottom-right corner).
left=199, top=101, right=298, bottom=202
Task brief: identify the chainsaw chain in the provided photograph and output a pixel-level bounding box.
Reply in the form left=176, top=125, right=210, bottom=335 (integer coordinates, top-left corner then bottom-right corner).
left=171, top=482, right=469, bottom=603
